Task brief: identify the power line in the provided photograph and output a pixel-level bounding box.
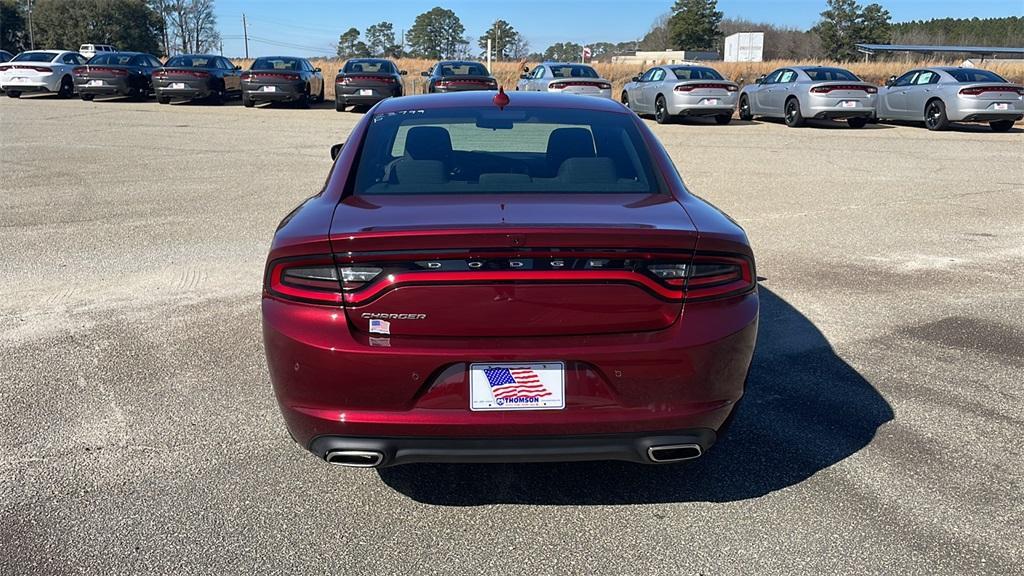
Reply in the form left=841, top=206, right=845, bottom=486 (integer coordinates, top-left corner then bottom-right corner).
left=243, top=15, right=341, bottom=35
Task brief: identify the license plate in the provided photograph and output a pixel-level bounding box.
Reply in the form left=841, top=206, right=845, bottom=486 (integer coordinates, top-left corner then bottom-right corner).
left=170, top=82, right=185, bottom=89
left=88, top=80, right=104, bottom=86
left=993, top=103, right=1009, bottom=110
left=13, top=77, right=28, bottom=83
left=840, top=100, right=858, bottom=108
left=262, top=85, right=276, bottom=92
left=470, top=362, right=565, bottom=411
left=359, top=89, right=373, bottom=96
left=703, top=98, right=719, bottom=105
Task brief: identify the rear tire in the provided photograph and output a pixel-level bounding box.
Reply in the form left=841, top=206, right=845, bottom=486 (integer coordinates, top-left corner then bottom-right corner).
left=317, top=82, right=325, bottom=103
left=847, top=117, right=868, bottom=129
left=924, top=99, right=950, bottom=131
left=784, top=97, right=805, bottom=127
left=243, top=94, right=254, bottom=108
left=298, top=84, right=311, bottom=108
left=158, top=96, right=170, bottom=105
left=80, top=93, right=94, bottom=101
left=6, top=90, right=21, bottom=98
left=335, top=99, right=345, bottom=112
left=621, top=91, right=631, bottom=111
left=654, top=95, right=671, bottom=124
left=715, top=114, right=732, bottom=125
left=738, top=95, right=753, bottom=121
left=58, top=75, right=74, bottom=98
left=990, top=119, right=1014, bottom=132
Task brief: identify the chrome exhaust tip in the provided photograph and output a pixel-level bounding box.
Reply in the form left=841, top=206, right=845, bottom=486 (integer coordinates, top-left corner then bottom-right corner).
left=647, top=443, right=702, bottom=463
left=324, top=450, right=384, bottom=468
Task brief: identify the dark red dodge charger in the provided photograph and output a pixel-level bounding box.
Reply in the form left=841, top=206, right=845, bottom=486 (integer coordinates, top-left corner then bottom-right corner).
left=262, top=90, right=758, bottom=468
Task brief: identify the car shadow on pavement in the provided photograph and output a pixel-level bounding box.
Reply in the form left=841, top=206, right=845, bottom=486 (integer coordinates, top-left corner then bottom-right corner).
left=377, top=287, right=894, bottom=505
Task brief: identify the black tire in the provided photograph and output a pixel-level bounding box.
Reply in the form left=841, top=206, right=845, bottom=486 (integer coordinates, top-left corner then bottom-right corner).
left=924, top=99, right=950, bottom=131
left=158, top=96, right=170, bottom=105
left=335, top=98, right=345, bottom=112
left=847, top=117, right=868, bottom=129
left=214, top=89, right=228, bottom=105
left=58, top=75, right=74, bottom=98
left=654, top=95, right=671, bottom=124
left=621, top=91, right=631, bottom=110
left=243, top=94, right=254, bottom=108
left=6, top=90, right=21, bottom=98
left=715, top=114, right=732, bottom=125
left=80, top=93, right=94, bottom=101
left=990, top=119, right=1014, bottom=132
left=738, top=95, right=753, bottom=121
left=317, top=82, right=325, bottom=103
left=298, top=84, right=311, bottom=108
left=784, top=97, right=805, bottom=127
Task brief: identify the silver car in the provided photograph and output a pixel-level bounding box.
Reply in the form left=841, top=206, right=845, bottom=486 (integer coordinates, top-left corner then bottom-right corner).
left=738, top=66, right=877, bottom=128
left=621, top=64, right=738, bottom=124
left=877, top=67, right=1023, bottom=132
left=516, top=63, right=612, bottom=98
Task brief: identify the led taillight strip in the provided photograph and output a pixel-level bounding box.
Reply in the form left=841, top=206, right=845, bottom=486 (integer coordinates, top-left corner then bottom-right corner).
left=810, top=84, right=878, bottom=94
left=684, top=256, right=755, bottom=301
left=342, top=270, right=683, bottom=306
left=959, top=86, right=1023, bottom=95
left=675, top=83, right=737, bottom=92
left=266, top=258, right=343, bottom=304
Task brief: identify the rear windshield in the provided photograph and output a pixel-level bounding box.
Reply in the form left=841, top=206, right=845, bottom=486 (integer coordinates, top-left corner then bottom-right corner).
left=947, top=69, right=1007, bottom=83
left=353, top=107, right=659, bottom=195
left=12, top=52, right=58, bottom=63
left=550, top=65, right=599, bottom=78
left=165, top=55, right=216, bottom=68
left=344, top=60, right=393, bottom=73
left=804, top=68, right=859, bottom=81
left=253, top=57, right=302, bottom=70
left=89, top=53, right=135, bottom=66
left=670, top=67, right=724, bottom=80
left=439, top=62, right=488, bottom=76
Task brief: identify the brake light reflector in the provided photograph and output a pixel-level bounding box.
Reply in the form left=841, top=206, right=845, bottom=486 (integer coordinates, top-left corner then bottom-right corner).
left=675, top=83, right=736, bottom=92
left=338, top=266, right=383, bottom=290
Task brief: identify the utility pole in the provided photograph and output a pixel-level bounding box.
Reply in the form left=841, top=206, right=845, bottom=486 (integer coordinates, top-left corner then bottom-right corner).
left=27, top=0, right=35, bottom=50
left=242, top=13, right=249, bottom=59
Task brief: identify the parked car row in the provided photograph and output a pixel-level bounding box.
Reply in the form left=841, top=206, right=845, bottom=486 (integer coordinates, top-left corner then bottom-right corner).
left=2, top=49, right=1022, bottom=131
left=622, top=63, right=1023, bottom=132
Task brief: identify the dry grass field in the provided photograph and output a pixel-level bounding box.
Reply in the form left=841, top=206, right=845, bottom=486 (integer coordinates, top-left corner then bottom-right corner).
left=234, top=57, right=1024, bottom=100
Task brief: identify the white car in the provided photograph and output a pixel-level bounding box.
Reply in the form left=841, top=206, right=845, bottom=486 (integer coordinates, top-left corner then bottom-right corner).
left=1, top=50, right=87, bottom=98
left=79, top=44, right=116, bottom=60
left=516, top=63, right=612, bottom=98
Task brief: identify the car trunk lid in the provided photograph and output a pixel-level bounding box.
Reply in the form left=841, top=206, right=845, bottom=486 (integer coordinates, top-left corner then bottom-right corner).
left=330, top=194, right=697, bottom=337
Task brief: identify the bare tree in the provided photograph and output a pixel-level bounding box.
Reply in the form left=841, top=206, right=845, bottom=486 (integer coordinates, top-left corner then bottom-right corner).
left=167, top=0, right=219, bottom=54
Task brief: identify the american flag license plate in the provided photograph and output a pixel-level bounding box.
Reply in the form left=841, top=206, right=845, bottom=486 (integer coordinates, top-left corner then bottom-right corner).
left=470, top=362, right=565, bottom=411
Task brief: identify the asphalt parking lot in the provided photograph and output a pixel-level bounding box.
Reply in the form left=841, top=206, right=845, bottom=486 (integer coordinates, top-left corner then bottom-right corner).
left=1, top=95, right=1022, bottom=575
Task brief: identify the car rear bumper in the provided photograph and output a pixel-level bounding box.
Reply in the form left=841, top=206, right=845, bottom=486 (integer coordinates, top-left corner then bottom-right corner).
left=75, top=78, right=132, bottom=95
left=154, top=83, right=214, bottom=100
left=809, top=105, right=875, bottom=119
left=243, top=81, right=305, bottom=101
left=551, top=88, right=613, bottom=99
left=0, top=80, right=55, bottom=92
left=263, top=290, right=758, bottom=459
left=948, top=101, right=1024, bottom=122
left=310, top=428, right=719, bottom=467
left=669, top=94, right=737, bottom=116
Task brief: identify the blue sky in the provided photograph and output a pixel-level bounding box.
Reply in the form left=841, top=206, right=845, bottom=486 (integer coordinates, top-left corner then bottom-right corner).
left=215, top=0, right=1024, bottom=57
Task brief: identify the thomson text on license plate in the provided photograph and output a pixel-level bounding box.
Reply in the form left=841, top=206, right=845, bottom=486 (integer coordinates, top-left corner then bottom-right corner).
left=470, top=362, right=565, bottom=411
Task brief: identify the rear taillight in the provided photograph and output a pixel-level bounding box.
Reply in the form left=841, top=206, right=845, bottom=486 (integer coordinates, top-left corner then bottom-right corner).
left=30, top=66, right=52, bottom=73
left=959, top=86, right=1021, bottom=96
left=73, top=66, right=86, bottom=76
left=683, top=256, right=755, bottom=302
left=339, top=266, right=383, bottom=290
left=266, top=258, right=343, bottom=304
left=675, top=83, right=736, bottom=92
left=810, top=84, right=877, bottom=94
left=0, top=65, right=9, bottom=72
left=153, top=70, right=165, bottom=78
left=550, top=81, right=606, bottom=90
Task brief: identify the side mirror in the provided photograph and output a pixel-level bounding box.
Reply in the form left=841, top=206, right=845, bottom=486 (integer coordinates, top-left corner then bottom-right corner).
left=315, top=67, right=322, bottom=72
left=519, top=74, right=529, bottom=80
left=330, top=143, right=344, bottom=160
left=756, top=74, right=766, bottom=84
left=885, top=75, right=896, bottom=87
left=631, top=75, right=640, bottom=82
left=399, top=70, right=407, bottom=75
left=522, top=66, right=529, bottom=73
left=420, top=71, right=429, bottom=77
left=234, top=65, right=241, bottom=70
